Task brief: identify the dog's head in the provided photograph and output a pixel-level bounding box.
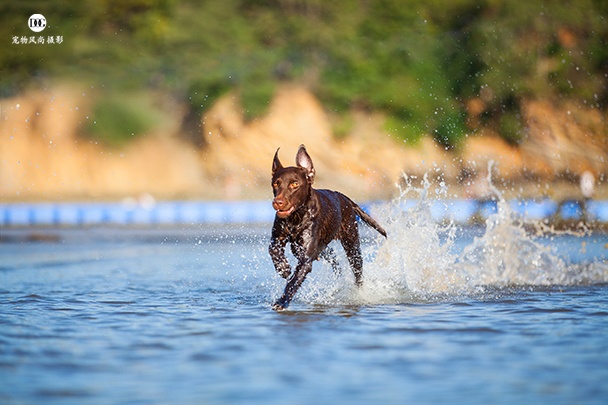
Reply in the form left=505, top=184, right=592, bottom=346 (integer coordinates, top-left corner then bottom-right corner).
left=271, top=144, right=315, bottom=219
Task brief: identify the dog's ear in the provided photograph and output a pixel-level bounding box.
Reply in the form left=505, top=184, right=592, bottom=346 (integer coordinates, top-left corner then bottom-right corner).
left=295, top=144, right=315, bottom=183
left=272, top=148, right=283, bottom=174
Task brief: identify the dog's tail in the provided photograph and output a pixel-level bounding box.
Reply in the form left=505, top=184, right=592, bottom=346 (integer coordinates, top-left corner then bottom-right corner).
left=353, top=203, right=387, bottom=238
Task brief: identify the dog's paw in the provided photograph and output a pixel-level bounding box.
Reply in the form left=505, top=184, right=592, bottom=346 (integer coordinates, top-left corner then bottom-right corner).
left=279, top=270, right=291, bottom=279
left=272, top=297, right=289, bottom=311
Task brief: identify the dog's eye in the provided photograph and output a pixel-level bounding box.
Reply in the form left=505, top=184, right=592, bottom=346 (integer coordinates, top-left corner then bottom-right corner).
left=272, top=182, right=278, bottom=189
left=289, top=181, right=299, bottom=189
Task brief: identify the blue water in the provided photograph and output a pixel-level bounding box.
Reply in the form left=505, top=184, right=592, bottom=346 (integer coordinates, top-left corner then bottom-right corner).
left=1, top=213, right=608, bottom=404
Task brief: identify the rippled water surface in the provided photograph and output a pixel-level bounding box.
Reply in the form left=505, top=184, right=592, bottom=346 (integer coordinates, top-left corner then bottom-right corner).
left=1, top=206, right=608, bottom=405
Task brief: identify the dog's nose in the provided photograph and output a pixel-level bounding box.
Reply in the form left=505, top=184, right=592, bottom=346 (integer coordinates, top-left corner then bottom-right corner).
left=273, top=197, right=285, bottom=210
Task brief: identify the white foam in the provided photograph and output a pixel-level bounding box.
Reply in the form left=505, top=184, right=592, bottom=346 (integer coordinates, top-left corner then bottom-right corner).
left=296, top=167, right=608, bottom=307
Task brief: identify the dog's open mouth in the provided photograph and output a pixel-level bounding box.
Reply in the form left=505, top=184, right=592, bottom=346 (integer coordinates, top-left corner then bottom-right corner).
left=275, top=206, right=295, bottom=218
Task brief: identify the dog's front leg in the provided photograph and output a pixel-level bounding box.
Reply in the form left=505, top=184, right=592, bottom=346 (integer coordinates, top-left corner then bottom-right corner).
left=272, top=258, right=313, bottom=311
left=269, top=237, right=291, bottom=279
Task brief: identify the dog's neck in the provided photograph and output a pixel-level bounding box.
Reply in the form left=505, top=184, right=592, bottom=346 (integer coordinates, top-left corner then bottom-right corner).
left=280, top=187, right=317, bottom=227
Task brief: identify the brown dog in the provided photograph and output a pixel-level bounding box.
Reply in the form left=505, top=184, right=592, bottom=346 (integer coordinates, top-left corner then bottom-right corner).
left=269, top=145, right=387, bottom=310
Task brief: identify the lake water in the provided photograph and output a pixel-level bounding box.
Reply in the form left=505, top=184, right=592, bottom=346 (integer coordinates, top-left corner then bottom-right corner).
left=1, top=190, right=608, bottom=404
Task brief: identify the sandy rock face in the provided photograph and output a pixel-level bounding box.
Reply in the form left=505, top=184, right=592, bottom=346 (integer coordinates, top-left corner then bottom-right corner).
left=519, top=99, right=607, bottom=178
left=461, top=133, right=524, bottom=178
left=1, top=84, right=606, bottom=201
left=0, top=87, right=205, bottom=200
left=200, top=85, right=412, bottom=200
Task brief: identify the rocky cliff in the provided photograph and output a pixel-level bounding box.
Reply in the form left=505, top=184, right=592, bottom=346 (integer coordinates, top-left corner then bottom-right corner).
left=1, top=84, right=606, bottom=202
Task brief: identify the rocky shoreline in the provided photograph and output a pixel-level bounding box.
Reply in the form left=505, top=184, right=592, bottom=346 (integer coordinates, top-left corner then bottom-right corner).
left=1, top=84, right=606, bottom=203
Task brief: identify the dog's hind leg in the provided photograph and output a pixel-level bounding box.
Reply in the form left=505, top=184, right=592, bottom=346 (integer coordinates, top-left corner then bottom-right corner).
left=319, top=246, right=341, bottom=275
left=340, top=232, right=364, bottom=286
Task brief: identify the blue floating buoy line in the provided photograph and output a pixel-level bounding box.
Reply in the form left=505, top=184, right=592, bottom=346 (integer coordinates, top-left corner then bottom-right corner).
left=0, top=199, right=607, bottom=227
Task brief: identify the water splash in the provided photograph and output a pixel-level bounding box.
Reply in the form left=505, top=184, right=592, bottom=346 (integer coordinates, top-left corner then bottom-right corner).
left=456, top=166, right=569, bottom=288
left=298, top=164, right=608, bottom=307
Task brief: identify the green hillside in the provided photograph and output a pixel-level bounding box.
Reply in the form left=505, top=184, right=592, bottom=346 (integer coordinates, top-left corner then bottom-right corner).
left=1, top=0, right=606, bottom=147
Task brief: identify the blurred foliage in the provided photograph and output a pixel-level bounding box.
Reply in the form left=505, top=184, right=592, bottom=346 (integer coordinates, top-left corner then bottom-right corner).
left=1, top=0, right=607, bottom=147
left=85, top=93, right=163, bottom=148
